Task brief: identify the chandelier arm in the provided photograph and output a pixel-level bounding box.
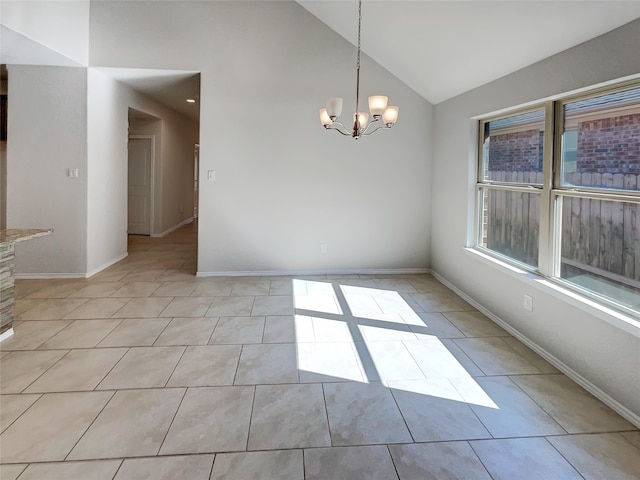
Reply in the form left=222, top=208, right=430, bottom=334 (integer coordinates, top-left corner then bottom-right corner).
left=331, top=128, right=353, bottom=137
left=360, top=116, right=381, bottom=135
left=325, top=122, right=352, bottom=136
left=360, top=125, right=391, bottom=136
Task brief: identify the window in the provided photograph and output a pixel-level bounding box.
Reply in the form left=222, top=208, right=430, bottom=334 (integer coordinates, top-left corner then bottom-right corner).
left=476, top=83, right=640, bottom=316
left=478, top=108, right=545, bottom=269
left=561, top=129, right=578, bottom=174
left=556, top=86, right=640, bottom=311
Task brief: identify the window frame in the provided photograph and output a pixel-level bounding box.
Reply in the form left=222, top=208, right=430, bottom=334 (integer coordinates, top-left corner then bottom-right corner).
left=475, top=80, right=640, bottom=320
left=475, top=103, right=551, bottom=273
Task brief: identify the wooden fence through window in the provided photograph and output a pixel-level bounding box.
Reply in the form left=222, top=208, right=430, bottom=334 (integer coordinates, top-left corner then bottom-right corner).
left=483, top=171, right=640, bottom=287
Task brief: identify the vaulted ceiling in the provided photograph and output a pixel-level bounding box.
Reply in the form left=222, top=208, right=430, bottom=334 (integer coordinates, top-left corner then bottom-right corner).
left=297, top=1, right=640, bottom=104
left=3, top=1, right=640, bottom=116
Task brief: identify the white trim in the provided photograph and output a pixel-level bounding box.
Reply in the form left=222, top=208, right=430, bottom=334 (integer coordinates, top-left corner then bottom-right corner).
left=564, top=103, right=640, bottom=129
left=151, top=217, right=194, bottom=238
left=470, top=73, right=640, bottom=121
left=16, top=254, right=128, bottom=279
left=85, top=252, right=128, bottom=278
left=432, top=269, right=640, bottom=429
left=196, top=268, right=431, bottom=278
left=15, top=272, right=87, bottom=279
left=464, top=247, right=640, bottom=337
left=0, top=328, right=14, bottom=343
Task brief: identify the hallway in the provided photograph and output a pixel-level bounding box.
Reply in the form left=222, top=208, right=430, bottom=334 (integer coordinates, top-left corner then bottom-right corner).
left=1, top=222, right=639, bottom=479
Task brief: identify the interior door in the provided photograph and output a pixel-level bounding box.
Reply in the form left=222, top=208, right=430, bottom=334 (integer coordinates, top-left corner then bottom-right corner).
left=128, top=137, right=152, bottom=235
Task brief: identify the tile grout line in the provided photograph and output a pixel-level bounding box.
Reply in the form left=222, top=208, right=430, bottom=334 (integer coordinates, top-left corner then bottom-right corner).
left=151, top=317, right=178, bottom=347
left=302, top=447, right=307, bottom=479
left=542, top=436, right=588, bottom=480
left=16, top=349, right=73, bottom=394
left=62, top=389, right=118, bottom=461
left=320, top=383, right=335, bottom=448
left=503, top=375, right=569, bottom=435
left=0, top=393, right=43, bottom=436
left=244, top=385, right=258, bottom=452
left=31, top=320, right=77, bottom=350
left=385, top=444, right=402, bottom=480
left=162, top=345, right=189, bottom=388
left=466, top=440, right=502, bottom=480
left=387, top=385, right=417, bottom=444
left=156, top=387, right=189, bottom=457
left=445, top=377, right=495, bottom=440
left=231, top=344, right=245, bottom=386
left=259, top=314, right=267, bottom=344
left=94, top=347, right=133, bottom=391
left=109, top=458, right=125, bottom=480
left=207, top=452, right=217, bottom=479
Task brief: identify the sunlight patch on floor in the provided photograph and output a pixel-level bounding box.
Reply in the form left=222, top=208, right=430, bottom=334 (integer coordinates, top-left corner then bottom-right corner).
left=293, top=279, right=499, bottom=409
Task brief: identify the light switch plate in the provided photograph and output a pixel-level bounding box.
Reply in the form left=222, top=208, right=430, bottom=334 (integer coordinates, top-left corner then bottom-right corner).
left=67, top=168, right=79, bottom=178
left=207, top=170, right=215, bottom=181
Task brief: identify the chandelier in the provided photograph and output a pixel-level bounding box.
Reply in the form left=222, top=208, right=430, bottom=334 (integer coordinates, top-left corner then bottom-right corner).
left=319, top=0, right=399, bottom=139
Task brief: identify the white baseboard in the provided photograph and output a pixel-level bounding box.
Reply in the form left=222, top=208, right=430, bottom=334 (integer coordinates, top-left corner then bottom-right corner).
left=196, top=268, right=431, bottom=277
left=14, top=253, right=128, bottom=279
left=431, top=270, right=640, bottom=428
left=151, top=217, right=193, bottom=238
left=85, top=252, right=128, bottom=278
left=0, top=328, right=14, bottom=343
left=15, top=272, right=86, bottom=279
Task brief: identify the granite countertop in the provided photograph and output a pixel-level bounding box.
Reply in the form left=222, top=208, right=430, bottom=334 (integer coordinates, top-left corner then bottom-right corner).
left=0, top=229, right=53, bottom=244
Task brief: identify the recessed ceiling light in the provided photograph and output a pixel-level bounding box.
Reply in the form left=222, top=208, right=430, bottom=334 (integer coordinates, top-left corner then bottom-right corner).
left=186, top=99, right=196, bottom=103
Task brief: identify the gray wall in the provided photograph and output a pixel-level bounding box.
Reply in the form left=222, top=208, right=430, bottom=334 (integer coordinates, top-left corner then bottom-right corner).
left=431, top=20, right=640, bottom=421
left=7, top=65, right=88, bottom=275
left=89, top=1, right=433, bottom=275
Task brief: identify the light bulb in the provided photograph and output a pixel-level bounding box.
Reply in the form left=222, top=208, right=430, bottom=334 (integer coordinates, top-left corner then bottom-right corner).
left=326, top=98, right=343, bottom=119
left=383, top=106, right=399, bottom=125
left=355, top=112, right=369, bottom=130
left=319, top=108, right=333, bottom=127
left=368, top=96, right=388, bottom=117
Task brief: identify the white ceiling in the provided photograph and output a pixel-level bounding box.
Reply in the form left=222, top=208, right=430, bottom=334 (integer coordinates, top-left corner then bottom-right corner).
left=1, top=26, right=82, bottom=68
left=95, top=68, right=201, bottom=122
left=297, top=0, right=640, bottom=104
left=4, top=1, right=640, bottom=117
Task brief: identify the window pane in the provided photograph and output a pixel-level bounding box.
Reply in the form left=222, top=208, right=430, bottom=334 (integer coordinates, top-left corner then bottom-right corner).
left=479, top=187, right=540, bottom=268
left=558, top=195, right=640, bottom=311
left=562, top=86, right=640, bottom=191
left=481, top=109, right=545, bottom=184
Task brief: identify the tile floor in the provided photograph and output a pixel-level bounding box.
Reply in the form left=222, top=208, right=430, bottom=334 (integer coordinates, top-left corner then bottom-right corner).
left=1, top=222, right=639, bottom=479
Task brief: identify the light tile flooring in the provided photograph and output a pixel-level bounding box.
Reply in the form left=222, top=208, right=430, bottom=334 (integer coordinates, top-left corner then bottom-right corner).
left=1, top=222, right=639, bottom=479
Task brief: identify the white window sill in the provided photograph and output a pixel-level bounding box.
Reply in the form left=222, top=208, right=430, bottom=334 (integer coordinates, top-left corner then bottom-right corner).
left=464, top=247, right=640, bottom=338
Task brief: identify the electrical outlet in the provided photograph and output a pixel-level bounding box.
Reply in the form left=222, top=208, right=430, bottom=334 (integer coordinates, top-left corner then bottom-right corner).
left=67, top=168, right=79, bottom=178
left=523, top=294, right=533, bottom=312
left=320, top=243, right=327, bottom=254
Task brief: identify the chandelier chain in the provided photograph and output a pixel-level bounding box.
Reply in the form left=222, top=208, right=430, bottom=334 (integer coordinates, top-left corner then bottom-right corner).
left=355, top=0, right=362, bottom=128
left=356, top=0, right=362, bottom=71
